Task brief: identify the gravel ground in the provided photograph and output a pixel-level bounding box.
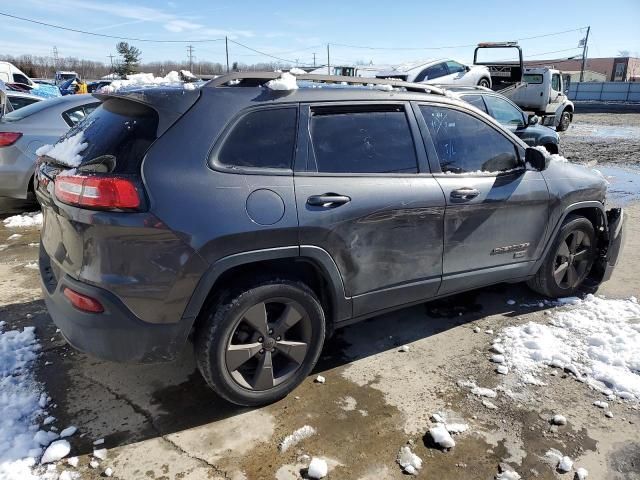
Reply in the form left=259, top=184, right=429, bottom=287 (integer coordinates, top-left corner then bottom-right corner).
left=560, top=112, right=640, bottom=166
left=1, top=111, right=639, bottom=480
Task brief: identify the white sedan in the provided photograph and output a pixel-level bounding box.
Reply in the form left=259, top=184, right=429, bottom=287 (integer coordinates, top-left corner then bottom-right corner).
left=377, top=59, right=492, bottom=88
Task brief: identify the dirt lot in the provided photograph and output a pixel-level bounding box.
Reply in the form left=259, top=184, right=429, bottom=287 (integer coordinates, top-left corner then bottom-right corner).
left=1, top=111, right=639, bottom=480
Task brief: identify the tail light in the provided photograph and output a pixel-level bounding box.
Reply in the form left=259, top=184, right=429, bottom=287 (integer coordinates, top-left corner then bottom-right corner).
left=0, top=132, right=23, bottom=147
left=63, top=287, right=104, bottom=313
left=54, top=174, right=141, bottom=210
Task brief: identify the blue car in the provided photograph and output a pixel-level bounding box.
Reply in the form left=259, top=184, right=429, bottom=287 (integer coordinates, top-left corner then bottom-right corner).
left=58, top=77, right=79, bottom=96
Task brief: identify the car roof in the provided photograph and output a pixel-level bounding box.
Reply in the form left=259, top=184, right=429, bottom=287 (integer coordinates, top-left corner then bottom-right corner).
left=376, top=59, right=450, bottom=76
left=7, top=91, right=43, bottom=100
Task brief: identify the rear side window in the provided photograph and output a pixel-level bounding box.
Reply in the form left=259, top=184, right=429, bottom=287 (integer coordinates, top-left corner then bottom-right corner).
left=8, top=96, right=40, bottom=110
left=419, top=105, right=519, bottom=174
left=415, top=63, right=448, bottom=82
left=309, top=106, right=417, bottom=174
left=524, top=74, right=543, bottom=84
left=57, top=98, right=158, bottom=173
left=217, top=108, right=297, bottom=170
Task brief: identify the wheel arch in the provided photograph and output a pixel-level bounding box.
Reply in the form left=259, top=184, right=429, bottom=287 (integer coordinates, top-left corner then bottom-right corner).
left=184, top=246, right=351, bottom=336
left=532, top=202, right=606, bottom=275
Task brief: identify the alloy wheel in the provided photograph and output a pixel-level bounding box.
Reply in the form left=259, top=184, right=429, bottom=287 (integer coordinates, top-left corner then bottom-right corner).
left=225, top=298, right=312, bottom=391
left=553, top=229, right=593, bottom=289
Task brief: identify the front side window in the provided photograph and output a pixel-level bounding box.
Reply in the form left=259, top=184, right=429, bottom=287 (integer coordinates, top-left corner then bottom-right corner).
left=551, top=73, right=561, bottom=92
left=446, top=61, right=466, bottom=74
left=12, top=73, right=30, bottom=85
left=419, top=105, right=519, bottom=174
left=483, top=95, right=524, bottom=127
left=462, top=94, right=487, bottom=113
left=415, top=62, right=448, bottom=82
left=309, top=106, right=417, bottom=174
left=217, top=108, right=297, bottom=170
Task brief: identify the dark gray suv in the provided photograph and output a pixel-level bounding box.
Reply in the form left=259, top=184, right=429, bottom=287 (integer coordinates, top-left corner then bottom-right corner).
left=35, top=73, right=624, bottom=406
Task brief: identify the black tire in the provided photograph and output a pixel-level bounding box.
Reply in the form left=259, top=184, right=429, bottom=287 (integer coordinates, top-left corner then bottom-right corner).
left=477, top=78, right=491, bottom=88
left=527, top=215, right=596, bottom=298
left=556, top=110, right=571, bottom=132
left=195, top=279, right=326, bottom=406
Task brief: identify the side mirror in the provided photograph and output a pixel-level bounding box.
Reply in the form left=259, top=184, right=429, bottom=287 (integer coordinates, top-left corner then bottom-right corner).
left=525, top=147, right=550, bottom=171
left=465, top=65, right=471, bottom=72
left=528, top=114, right=539, bottom=126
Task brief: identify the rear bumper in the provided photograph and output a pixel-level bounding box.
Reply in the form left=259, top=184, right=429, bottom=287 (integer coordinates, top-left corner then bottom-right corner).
left=39, top=245, right=192, bottom=363
left=600, top=207, right=625, bottom=283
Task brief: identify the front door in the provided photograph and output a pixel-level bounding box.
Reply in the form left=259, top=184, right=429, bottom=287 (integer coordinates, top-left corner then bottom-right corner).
left=294, top=102, right=446, bottom=317
left=415, top=103, right=550, bottom=295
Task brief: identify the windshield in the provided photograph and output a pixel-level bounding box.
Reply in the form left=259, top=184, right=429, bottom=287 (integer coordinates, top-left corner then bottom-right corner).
left=59, top=74, right=77, bottom=80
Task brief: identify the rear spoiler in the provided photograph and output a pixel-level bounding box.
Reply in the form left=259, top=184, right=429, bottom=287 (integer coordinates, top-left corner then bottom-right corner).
left=0, top=80, right=14, bottom=119
left=93, top=86, right=201, bottom=136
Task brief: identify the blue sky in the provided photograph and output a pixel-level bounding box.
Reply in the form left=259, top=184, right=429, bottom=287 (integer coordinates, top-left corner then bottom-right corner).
left=1, top=0, right=639, bottom=67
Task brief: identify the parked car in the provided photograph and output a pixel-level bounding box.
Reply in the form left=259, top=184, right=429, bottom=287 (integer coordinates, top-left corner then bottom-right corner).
left=7, top=91, right=43, bottom=110
left=0, top=94, right=99, bottom=199
left=377, top=59, right=491, bottom=87
left=87, top=80, right=112, bottom=93
left=58, top=77, right=79, bottom=96
left=0, top=61, right=61, bottom=98
left=446, top=86, right=560, bottom=154
left=36, top=72, right=623, bottom=407
left=55, top=71, right=79, bottom=86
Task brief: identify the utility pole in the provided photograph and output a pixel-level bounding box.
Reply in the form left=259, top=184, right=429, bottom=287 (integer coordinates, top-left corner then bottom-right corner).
left=579, top=26, right=590, bottom=83
left=313, top=52, right=316, bottom=67
left=187, top=45, right=195, bottom=72
left=107, top=54, right=114, bottom=74
left=326, top=44, right=330, bottom=75
left=225, top=36, right=230, bottom=73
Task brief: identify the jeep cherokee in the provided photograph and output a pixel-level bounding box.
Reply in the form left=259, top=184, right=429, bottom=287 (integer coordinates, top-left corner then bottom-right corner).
left=35, top=72, right=624, bottom=406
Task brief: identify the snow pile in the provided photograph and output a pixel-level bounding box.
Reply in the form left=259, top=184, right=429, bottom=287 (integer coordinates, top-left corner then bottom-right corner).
left=279, top=425, right=316, bottom=452
left=3, top=212, right=43, bottom=229
left=498, top=295, right=640, bottom=400
left=496, top=470, right=521, bottom=480
left=288, top=67, right=307, bottom=75
left=98, top=71, right=200, bottom=93
left=265, top=72, right=298, bottom=91
left=307, top=457, right=328, bottom=479
left=576, top=467, right=589, bottom=479
left=40, top=440, right=70, bottom=464
left=0, top=323, right=46, bottom=480
left=458, top=379, right=498, bottom=398
left=396, top=445, right=422, bottom=475
left=429, top=424, right=456, bottom=449
left=36, top=132, right=87, bottom=168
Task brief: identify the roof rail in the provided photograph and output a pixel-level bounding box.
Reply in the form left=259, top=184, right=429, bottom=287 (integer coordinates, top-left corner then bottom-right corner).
left=205, top=71, right=446, bottom=96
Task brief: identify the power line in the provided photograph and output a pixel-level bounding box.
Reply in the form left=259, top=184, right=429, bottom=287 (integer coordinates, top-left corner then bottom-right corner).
left=227, top=39, right=300, bottom=64
left=330, top=27, right=588, bottom=51
left=0, top=11, right=225, bottom=43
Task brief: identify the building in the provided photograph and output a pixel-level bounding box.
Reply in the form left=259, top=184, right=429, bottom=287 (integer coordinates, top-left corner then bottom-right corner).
left=524, top=57, right=640, bottom=82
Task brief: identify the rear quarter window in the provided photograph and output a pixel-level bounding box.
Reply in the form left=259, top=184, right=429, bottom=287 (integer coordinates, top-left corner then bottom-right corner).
left=60, top=98, right=158, bottom=173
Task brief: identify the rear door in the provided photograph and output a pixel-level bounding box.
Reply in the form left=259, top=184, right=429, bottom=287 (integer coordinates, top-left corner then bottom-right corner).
left=294, top=102, right=445, bottom=317
left=415, top=102, right=549, bottom=295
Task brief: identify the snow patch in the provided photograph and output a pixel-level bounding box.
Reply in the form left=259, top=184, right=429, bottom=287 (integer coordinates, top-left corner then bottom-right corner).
left=396, top=445, right=422, bottom=475
left=279, top=425, right=316, bottom=452
left=576, top=467, right=589, bottom=479
left=498, top=295, right=640, bottom=400
left=266, top=72, right=298, bottom=91
left=288, top=67, right=307, bottom=75
left=429, top=424, right=455, bottom=449
left=3, top=212, right=43, bottom=229
left=40, top=440, right=70, bottom=464
left=307, top=457, right=328, bottom=479
left=36, top=132, right=87, bottom=168
left=0, top=323, right=45, bottom=480
left=98, top=71, right=200, bottom=93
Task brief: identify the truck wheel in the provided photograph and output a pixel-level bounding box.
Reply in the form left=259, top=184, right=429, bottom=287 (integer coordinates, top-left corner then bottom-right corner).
left=527, top=215, right=596, bottom=298
left=556, top=110, right=571, bottom=132
left=195, top=279, right=326, bottom=406
left=477, top=78, right=491, bottom=88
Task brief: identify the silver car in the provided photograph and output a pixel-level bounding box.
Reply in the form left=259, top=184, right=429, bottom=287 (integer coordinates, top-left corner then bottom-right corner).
left=0, top=94, right=100, bottom=199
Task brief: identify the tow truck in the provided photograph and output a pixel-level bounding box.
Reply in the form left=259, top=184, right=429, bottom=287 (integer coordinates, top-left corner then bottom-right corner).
left=473, top=42, right=574, bottom=131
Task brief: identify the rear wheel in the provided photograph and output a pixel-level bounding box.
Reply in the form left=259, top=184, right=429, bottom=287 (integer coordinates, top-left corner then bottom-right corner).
left=477, top=78, right=491, bottom=88
left=527, top=215, right=596, bottom=298
left=195, top=279, right=325, bottom=406
left=556, top=110, right=571, bottom=132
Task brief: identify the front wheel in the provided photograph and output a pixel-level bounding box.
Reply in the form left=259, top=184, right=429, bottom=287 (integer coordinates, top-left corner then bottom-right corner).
left=477, top=78, right=491, bottom=88
left=195, top=279, right=326, bottom=406
left=527, top=215, right=596, bottom=298
left=556, top=110, right=571, bottom=131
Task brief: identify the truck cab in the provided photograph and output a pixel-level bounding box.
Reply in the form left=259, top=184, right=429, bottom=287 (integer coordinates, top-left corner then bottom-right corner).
left=509, top=67, right=574, bottom=131
left=55, top=71, right=80, bottom=85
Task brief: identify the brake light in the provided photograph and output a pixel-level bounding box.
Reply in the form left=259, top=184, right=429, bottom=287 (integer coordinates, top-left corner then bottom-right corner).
left=54, top=175, right=140, bottom=209
left=0, top=132, right=22, bottom=147
left=63, top=287, right=104, bottom=313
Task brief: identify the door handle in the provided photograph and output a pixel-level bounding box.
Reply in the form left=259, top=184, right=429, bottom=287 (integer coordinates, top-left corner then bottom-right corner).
left=307, top=194, right=351, bottom=207
left=450, top=187, right=480, bottom=200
